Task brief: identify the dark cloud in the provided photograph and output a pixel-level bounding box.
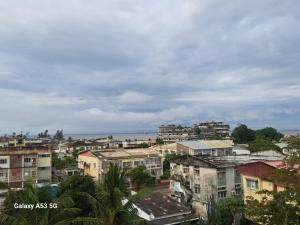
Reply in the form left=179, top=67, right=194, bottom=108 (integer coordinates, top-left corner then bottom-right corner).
left=0, top=0, right=299, bottom=134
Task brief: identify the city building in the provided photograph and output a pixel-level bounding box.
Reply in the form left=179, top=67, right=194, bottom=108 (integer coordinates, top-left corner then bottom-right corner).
left=237, top=161, right=285, bottom=202
left=152, top=140, right=233, bottom=157
left=158, top=125, right=197, bottom=142
left=0, top=146, right=52, bottom=189
left=192, top=121, right=230, bottom=138
left=78, top=148, right=163, bottom=183
left=177, top=140, right=233, bottom=156
left=158, top=121, right=230, bottom=143
left=169, top=155, right=242, bottom=216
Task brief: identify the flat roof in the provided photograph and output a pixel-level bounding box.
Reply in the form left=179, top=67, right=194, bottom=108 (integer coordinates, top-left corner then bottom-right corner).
left=178, top=140, right=232, bottom=150
left=91, top=148, right=159, bottom=159
left=171, top=155, right=240, bottom=168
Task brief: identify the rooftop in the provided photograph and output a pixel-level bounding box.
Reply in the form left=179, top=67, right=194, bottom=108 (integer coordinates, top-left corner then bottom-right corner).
left=178, top=140, right=233, bottom=150
left=170, top=155, right=239, bottom=168
left=135, top=191, right=191, bottom=219
left=90, top=148, right=160, bottom=159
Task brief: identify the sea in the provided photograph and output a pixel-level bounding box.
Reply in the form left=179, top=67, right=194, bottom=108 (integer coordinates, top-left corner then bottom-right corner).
left=65, top=129, right=300, bottom=141
left=64, top=132, right=158, bottom=140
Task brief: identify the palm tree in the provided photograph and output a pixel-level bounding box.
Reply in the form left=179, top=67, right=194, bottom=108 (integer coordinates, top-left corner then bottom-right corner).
left=0, top=182, right=81, bottom=225
left=61, top=164, right=145, bottom=225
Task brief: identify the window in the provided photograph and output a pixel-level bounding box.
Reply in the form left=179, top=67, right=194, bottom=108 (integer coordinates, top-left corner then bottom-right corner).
left=0, top=159, right=7, bottom=164
left=0, top=173, right=4, bottom=177
left=93, top=163, right=96, bottom=169
left=32, top=171, right=36, bottom=176
left=183, top=166, right=189, bottom=173
left=123, top=162, right=132, bottom=168
left=218, top=190, right=227, bottom=198
left=217, top=170, right=226, bottom=187
left=194, top=168, right=200, bottom=175
left=246, top=179, right=259, bottom=190
left=134, top=161, right=142, bottom=167
left=235, top=170, right=241, bottom=184
left=194, top=184, right=201, bottom=194
left=38, top=154, right=50, bottom=158
left=235, top=184, right=242, bottom=195
left=24, top=158, right=31, bottom=163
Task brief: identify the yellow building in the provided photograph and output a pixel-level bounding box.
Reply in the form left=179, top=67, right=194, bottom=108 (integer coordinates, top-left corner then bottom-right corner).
left=237, top=161, right=285, bottom=202
left=78, top=148, right=163, bottom=184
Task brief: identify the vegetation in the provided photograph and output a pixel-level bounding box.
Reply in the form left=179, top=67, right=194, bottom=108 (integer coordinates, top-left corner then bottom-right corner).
left=255, top=127, right=283, bottom=141
left=248, top=138, right=282, bottom=153
left=52, top=153, right=77, bottom=170
left=128, top=166, right=153, bottom=190
left=246, top=153, right=300, bottom=225
left=209, top=133, right=222, bottom=140
left=161, top=153, right=180, bottom=179
left=0, top=165, right=146, bottom=225
left=0, top=182, right=81, bottom=225
left=37, top=130, right=50, bottom=138
left=287, top=136, right=300, bottom=150
left=194, top=127, right=202, bottom=136
left=231, top=124, right=255, bottom=144
left=54, top=130, right=64, bottom=140
left=136, top=143, right=150, bottom=148
left=205, top=196, right=247, bottom=225
left=155, top=138, right=164, bottom=145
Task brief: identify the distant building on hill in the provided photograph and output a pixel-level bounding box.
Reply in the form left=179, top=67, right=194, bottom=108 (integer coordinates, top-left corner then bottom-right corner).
left=158, top=121, right=230, bottom=142
left=192, top=121, right=230, bottom=138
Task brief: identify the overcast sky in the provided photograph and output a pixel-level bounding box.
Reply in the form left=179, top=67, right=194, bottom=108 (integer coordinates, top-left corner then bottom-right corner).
left=0, top=0, right=299, bottom=134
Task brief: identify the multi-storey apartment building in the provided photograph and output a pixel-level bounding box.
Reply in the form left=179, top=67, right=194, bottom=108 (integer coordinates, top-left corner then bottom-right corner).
left=0, top=146, right=51, bottom=189
left=158, top=125, right=197, bottom=142
left=158, top=121, right=230, bottom=142
left=192, top=121, right=230, bottom=138
left=170, top=155, right=242, bottom=216
left=151, top=140, right=233, bottom=157
left=78, top=148, right=162, bottom=183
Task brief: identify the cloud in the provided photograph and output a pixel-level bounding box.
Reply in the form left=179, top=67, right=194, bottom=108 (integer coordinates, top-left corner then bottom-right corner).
left=0, top=0, right=299, bottom=134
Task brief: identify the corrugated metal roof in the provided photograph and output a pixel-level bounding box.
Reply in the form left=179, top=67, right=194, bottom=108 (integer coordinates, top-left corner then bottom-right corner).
left=178, top=141, right=211, bottom=149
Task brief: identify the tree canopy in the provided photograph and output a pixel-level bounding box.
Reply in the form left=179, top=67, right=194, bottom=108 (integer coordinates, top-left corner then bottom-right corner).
left=255, top=127, right=283, bottom=141
left=231, top=124, right=255, bottom=144
left=248, top=138, right=282, bottom=153
left=128, top=166, right=153, bottom=190
left=246, top=154, right=300, bottom=225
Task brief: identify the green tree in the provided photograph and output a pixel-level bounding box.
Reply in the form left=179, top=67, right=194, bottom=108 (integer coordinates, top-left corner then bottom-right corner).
left=194, top=127, right=202, bottom=136
left=255, top=127, right=283, bottom=141
left=246, top=154, right=300, bottom=225
left=155, top=138, right=164, bottom=145
left=54, top=130, right=64, bottom=140
left=287, top=136, right=300, bottom=150
left=38, top=130, right=50, bottom=138
left=59, top=174, right=96, bottom=217
left=0, top=182, right=81, bottom=225
left=128, top=166, right=153, bottom=190
left=62, top=164, right=145, bottom=225
left=248, top=138, right=282, bottom=153
left=216, top=198, right=245, bottom=225
left=52, top=154, right=77, bottom=170
left=136, top=143, right=149, bottom=148
left=161, top=153, right=180, bottom=179
left=231, top=125, right=255, bottom=144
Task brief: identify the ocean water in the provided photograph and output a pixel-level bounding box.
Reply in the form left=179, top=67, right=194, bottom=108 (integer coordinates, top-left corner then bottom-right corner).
left=65, top=132, right=157, bottom=140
